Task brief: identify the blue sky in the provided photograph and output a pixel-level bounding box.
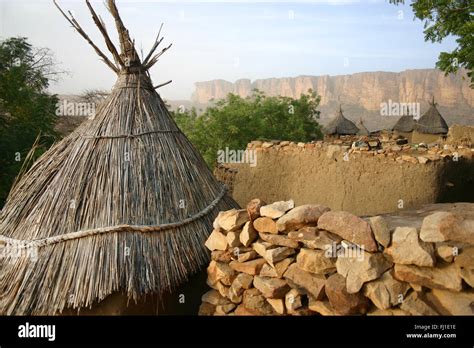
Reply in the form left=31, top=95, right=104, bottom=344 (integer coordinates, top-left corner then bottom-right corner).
left=0, top=0, right=457, bottom=99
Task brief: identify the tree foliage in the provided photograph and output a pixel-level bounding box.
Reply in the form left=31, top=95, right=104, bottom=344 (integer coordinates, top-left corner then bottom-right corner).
left=391, top=0, right=474, bottom=86
left=0, top=37, right=59, bottom=207
left=172, top=89, right=322, bottom=167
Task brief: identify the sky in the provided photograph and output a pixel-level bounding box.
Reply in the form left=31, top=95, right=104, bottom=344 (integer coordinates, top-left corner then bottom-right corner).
left=0, top=0, right=457, bottom=100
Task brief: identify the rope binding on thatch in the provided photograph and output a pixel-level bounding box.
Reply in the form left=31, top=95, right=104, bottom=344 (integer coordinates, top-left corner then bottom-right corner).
left=81, top=129, right=182, bottom=139
left=0, top=185, right=228, bottom=248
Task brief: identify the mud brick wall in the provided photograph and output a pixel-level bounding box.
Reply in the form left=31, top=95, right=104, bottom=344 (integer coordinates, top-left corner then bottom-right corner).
left=220, top=140, right=474, bottom=216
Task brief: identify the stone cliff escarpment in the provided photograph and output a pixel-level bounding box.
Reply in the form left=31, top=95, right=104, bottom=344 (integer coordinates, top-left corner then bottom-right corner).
left=192, top=69, right=474, bottom=131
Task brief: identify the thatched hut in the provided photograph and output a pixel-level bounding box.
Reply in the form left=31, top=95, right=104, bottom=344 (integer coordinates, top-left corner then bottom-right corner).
left=323, top=105, right=359, bottom=137
left=0, top=0, right=238, bottom=315
left=356, top=118, right=370, bottom=136
left=392, top=115, right=417, bottom=142
left=413, top=97, right=449, bottom=143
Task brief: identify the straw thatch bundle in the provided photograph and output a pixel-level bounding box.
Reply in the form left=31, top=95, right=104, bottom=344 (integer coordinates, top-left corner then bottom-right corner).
left=0, top=0, right=238, bottom=315
left=415, top=97, right=449, bottom=134
left=392, top=115, right=417, bottom=133
left=324, top=105, right=359, bottom=135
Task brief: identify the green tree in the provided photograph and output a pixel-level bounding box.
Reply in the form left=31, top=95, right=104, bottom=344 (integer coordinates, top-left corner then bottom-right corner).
left=172, top=89, right=322, bottom=167
left=0, top=37, right=60, bottom=207
left=391, top=0, right=474, bottom=86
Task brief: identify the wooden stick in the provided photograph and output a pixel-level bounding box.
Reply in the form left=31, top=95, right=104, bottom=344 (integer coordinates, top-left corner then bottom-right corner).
left=144, top=43, right=172, bottom=69
left=143, top=23, right=164, bottom=65
left=85, top=0, right=124, bottom=68
left=106, top=0, right=137, bottom=59
left=154, top=80, right=172, bottom=89
left=53, top=0, right=119, bottom=73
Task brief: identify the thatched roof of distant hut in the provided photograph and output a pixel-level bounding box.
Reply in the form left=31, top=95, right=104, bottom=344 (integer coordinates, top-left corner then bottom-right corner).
left=415, top=97, right=449, bottom=134
left=392, top=115, right=417, bottom=133
left=0, top=0, right=237, bottom=315
left=324, top=105, right=359, bottom=135
left=356, top=119, right=370, bottom=135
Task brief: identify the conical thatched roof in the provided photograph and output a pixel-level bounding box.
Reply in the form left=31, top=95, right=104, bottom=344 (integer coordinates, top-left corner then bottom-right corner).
left=0, top=0, right=237, bottom=315
left=356, top=118, right=369, bottom=135
left=415, top=97, right=449, bottom=134
left=324, top=105, right=359, bottom=135
left=392, top=115, right=416, bottom=133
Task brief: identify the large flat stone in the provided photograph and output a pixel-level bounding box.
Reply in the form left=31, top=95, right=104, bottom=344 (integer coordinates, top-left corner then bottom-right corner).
left=363, top=271, right=410, bottom=310
left=296, top=248, right=336, bottom=275
left=400, top=291, right=439, bottom=315
left=211, top=250, right=232, bottom=263
left=204, top=229, right=228, bottom=251
left=240, top=221, right=258, bottom=247
left=385, top=227, right=435, bottom=267
left=336, top=246, right=393, bottom=293
left=228, top=272, right=254, bottom=303
left=264, top=246, right=296, bottom=266
left=214, top=209, right=249, bottom=232
left=283, top=263, right=326, bottom=300
left=229, top=258, right=266, bottom=275
left=260, top=257, right=294, bottom=278
left=226, top=231, right=241, bottom=248
left=318, top=211, right=378, bottom=252
left=260, top=200, right=294, bottom=219
left=427, top=288, right=474, bottom=315
left=201, top=289, right=230, bottom=306
left=259, top=263, right=278, bottom=278
left=259, top=232, right=300, bottom=248
left=242, top=288, right=276, bottom=315
left=308, top=299, right=337, bottom=316
left=254, top=276, right=290, bottom=299
left=325, top=273, right=369, bottom=315
left=253, top=217, right=279, bottom=234
left=252, top=240, right=273, bottom=258
left=368, top=216, right=391, bottom=248
left=277, top=204, right=330, bottom=233
left=394, top=263, right=463, bottom=292
left=267, top=298, right=285, bottom=315
left=288, top=227, right=341, bottom=250
left=420, top=211, right=474, bottom=244
left=207, top=260, right=236, bottom=286
left=237, top=250, right=259, bottom=263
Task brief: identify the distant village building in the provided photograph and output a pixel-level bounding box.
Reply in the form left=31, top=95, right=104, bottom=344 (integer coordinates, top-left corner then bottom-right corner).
left=391, top=97, right=449, bottom=144
left=356, top=118, right=370, bottom=136
left=392, top=115, right=417, bottom=142
left=412, top=97, right=449, bottom=143
left=323, top=105, right=359, bottom=137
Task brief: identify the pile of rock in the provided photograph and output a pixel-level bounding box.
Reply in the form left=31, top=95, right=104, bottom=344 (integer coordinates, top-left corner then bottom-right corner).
left=245, top=140, right=473, bottom=164
left=199, top=199, right=474, bottom=316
